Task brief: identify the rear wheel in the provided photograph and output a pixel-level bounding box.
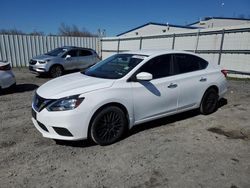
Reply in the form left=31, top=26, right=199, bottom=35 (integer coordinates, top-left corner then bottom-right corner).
left=200, top=88, right=219, bottom=115
left=50, top=65, right=63, bottom=78
left=90, top=106, right=127, bottom=145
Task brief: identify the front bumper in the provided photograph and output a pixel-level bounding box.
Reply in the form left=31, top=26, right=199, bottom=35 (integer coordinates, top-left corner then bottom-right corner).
left=31, top=106, right=90, bottom=141
left=29, top=65, right=47, bottom=73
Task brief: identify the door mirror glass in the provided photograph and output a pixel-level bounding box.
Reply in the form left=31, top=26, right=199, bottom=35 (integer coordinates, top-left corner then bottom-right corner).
left=65, top=55, right=71, bottom=60
left=136, top=72, right=153, bottom=81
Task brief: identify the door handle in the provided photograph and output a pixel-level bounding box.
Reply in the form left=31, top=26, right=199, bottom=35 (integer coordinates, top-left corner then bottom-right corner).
left=168, top=83, right=178, bottom=88
left=199, top=77, right=207, bottom=82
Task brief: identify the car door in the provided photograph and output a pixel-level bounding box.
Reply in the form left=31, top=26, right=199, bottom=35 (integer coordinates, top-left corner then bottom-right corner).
left=131, top=54, right=179, bottom=124
left=62, top=49, right=79, bottom=70
left=172, top=53, right=209, bottom=111
left=77, top=49, right=95, bottom=69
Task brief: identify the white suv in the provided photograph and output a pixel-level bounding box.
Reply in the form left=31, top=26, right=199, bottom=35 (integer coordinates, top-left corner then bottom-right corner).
left=31, top=50, right=227, bottom=145
left=29, top=46, right=100, bottom=78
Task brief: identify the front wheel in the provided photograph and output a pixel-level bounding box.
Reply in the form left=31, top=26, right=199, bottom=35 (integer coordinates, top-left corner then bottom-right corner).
left=90, top=106, right=127, bottom=146
left=49, top=65, right=63, bottom=78
left=200, top=88, right=219, bottom=115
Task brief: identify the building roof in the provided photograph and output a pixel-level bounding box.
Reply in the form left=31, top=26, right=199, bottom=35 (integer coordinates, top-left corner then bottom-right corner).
left=116, top=22, right=198, bottom=36
left=187, top=17, right=250, bottom=26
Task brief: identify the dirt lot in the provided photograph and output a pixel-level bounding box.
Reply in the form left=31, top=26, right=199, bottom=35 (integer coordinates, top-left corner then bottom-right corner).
left=0, top=69, right=250, bottom=188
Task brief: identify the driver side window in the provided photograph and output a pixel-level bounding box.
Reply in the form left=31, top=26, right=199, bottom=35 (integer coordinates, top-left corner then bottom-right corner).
left=62, top=49, right=78, bottom=58
left=139, top=54, right=172, bottom=79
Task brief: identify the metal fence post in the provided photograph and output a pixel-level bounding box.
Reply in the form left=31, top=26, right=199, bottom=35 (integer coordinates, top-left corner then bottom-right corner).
left=218, top=29, right=225, bottom=65
left=100, top=38, right=103, bottom=59
left=139, top=37, right=143, bottom=50
left=194, top=30, right=200, bottom=53
left=117, top=39, right=120, bottom=53
left=172, top=34, right=175, bottom=50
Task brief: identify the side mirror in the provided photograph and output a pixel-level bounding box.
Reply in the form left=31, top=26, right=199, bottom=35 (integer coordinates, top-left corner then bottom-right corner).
left=65, top=55, right=71, bottom=60
left=136, top=72, right=153, bottom=81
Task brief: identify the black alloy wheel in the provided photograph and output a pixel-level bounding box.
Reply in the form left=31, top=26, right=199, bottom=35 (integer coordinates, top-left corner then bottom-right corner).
left=200, top=88, right=219, bottom=115
left=90, top=106, right=127, bottom=145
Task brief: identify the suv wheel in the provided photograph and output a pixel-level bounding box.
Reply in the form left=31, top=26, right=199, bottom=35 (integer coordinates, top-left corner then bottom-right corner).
left=50, top=65, right=63, bottom=78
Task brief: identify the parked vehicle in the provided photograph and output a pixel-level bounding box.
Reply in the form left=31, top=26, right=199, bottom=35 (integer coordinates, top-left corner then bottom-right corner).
left=31, top=50, right=227, bottom=145
left=0, top=61, right=16, bottom=92
left=29, top=46, right=100, bottom=78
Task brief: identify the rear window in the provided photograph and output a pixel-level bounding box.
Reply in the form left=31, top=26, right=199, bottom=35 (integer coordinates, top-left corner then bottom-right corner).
left=174, top=54, right=208, bottom=74
left=79, top=50, right=93, bottom=56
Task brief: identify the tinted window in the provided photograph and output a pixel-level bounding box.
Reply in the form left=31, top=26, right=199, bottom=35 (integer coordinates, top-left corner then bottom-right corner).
left=79, top=50, right=92, bottom=56
left=198, top=56, right=208, bottom=69
left=139, top=55, right=172, bottom=79
left=67, top=49, right=78, bottom=57
left=174, top=54, right=208, bottom=74
left=62, top=49, right=78, bottom=58
left=46, top=48, right=67, bottom=56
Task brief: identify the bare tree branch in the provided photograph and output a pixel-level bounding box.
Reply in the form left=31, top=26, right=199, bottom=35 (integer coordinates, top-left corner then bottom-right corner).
left=58, top=23, right=97, bottom=37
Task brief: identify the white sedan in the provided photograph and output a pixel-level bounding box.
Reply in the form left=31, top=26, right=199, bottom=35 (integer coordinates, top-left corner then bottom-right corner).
left=0, top=61, right=16, bottom=92
left=31, top=50, right=227, bottom=145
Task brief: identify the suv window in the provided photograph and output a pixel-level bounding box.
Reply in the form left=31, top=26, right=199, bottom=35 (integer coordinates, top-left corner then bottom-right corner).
left=79, top=50, right=93, bottom=56
left=139, top=55, right=172, bottom=79
left=62, top=49, right=78, bottom=58
left=174, top=54, right=208, bottom=74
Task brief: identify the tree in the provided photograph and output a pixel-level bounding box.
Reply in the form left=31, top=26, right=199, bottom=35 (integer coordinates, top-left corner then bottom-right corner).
left=29, top=30, right=44, bottom=36
left=0, top=28, right=25, bottom=35
left=58, top=23, right=97, bottom=37
left=0, top=28, right=44, bottom=35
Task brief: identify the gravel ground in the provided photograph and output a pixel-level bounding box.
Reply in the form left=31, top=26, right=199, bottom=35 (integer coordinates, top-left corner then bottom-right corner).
left=0, top=69, right=250, bottom=188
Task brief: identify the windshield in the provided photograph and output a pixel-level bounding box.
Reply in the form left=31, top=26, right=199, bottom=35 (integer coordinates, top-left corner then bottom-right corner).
left=84, top=54, right=147, bottom=79
left=45, top=48, right=68, bottom=56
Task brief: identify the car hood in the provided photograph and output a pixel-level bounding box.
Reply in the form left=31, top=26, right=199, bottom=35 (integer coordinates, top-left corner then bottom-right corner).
left=36, top=72, right=115, bottom=99
left=32, top=54, right=56, bottom=61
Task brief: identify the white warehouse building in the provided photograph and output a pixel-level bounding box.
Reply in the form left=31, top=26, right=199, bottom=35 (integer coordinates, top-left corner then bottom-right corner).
left=117, top=22, right=198, bottom=37
left=188, top=17, right=250, bottom=29
left=117, top=17, right=250, bottom=37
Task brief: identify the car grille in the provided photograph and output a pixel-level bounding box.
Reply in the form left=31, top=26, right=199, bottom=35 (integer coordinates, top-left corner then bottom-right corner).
left=29, top=59, right=37, bottom=65
left=33, top=93, right=54, bottom=112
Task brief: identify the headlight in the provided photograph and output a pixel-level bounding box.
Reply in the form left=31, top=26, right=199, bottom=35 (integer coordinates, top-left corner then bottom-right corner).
left=39, top=59, right=50, bottom=64
left=47, top=95, right=84, bottom=111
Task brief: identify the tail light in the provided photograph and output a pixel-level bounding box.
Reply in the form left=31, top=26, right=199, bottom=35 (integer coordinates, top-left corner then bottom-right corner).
left=0, top=64, right=11, bottom=71
left=221, top=69, right=227, bottom=77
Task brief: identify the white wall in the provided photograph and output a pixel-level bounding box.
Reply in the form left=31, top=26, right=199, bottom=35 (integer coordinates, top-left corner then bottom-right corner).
left=0, top=35, right=100, bottom=67
left=101, top=24, right=250, bottom=77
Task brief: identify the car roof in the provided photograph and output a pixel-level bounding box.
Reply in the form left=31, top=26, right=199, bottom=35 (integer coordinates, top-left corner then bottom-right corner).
left=120, top=49, right=199, bottom=57
left=61, top=46, right=95, bottom=51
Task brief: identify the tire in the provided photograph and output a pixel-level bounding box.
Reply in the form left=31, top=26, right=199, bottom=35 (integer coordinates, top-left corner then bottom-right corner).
left=200, top=88, right=219, bottom=115
left=49, top=65, right=63, bottom=78
left=90, top=106, right=127, bottom=146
